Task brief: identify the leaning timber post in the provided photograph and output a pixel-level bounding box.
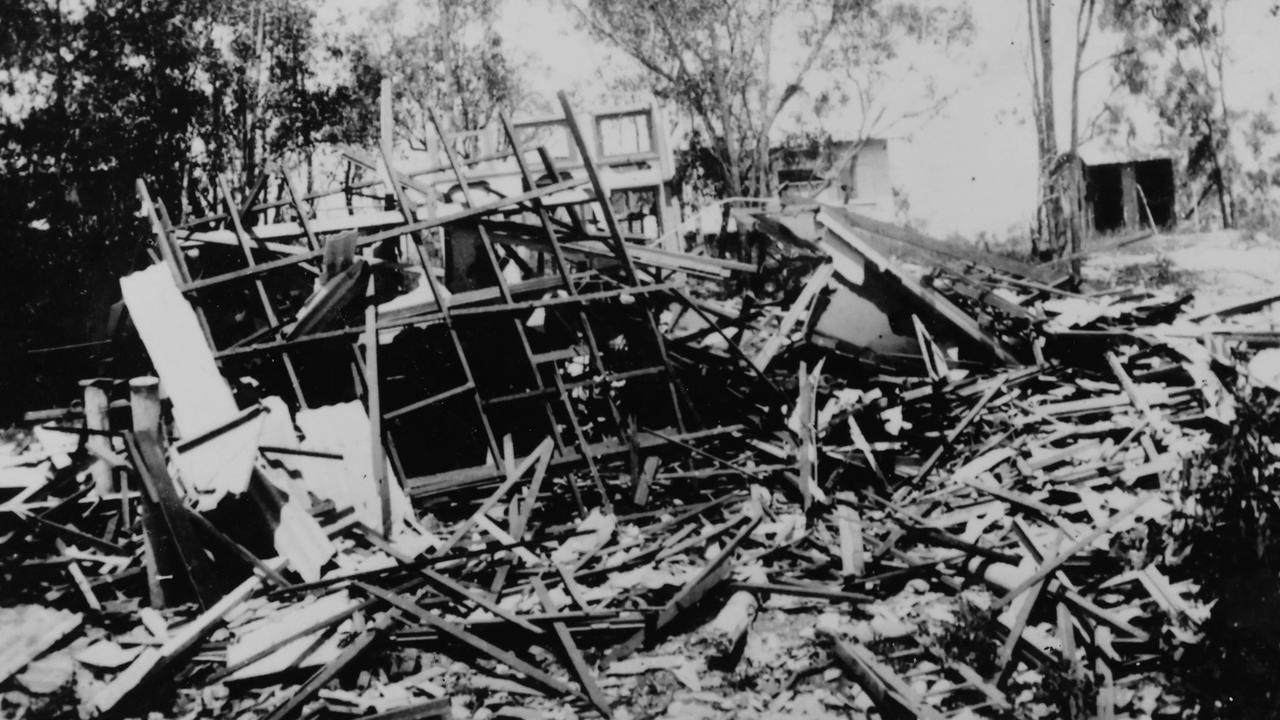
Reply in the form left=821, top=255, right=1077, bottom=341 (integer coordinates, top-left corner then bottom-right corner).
left=129, top=377, right=162, bottom=440
left=129, top=376, right=167, bottom=608
left=80, top=379, right=113, bottom=496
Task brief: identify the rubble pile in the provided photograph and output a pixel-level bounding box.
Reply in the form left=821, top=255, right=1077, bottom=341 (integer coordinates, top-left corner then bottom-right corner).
left=1, top=94, right=1273, bottom=719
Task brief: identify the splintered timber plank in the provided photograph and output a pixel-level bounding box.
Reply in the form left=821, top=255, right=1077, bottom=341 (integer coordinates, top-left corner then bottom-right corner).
left=794, top=361, right=821, bottom=509
left=532, top=577, right=612, bottom=719
left=670, top=288, right=786, bottom=400
left=549, top=370, right=600, bottom=514
left=632, top=455, right=660, bottom=507
left=990, top=496, right=1153, bottom=612
left=363, top=299, right=391, bottom=536
left=126, top=377, right=221, bottom=610
left=951, top=661, right=1011, bottom=711
left=56, top=539, right=101, bottom=611
left=608, top=512, right=762, bottom=661
left=1106, top=351, right=1164, bottom=452
left=19, top=509, right=127, bottom=555
left=753, top=263, right=834, bottom=371
left=354, top=699, right=453, bottom=720
left=484, top=439, right=553, bottom=593
left=80, top=379, right=113, bottom=496
left=836, top=502, right=866, bottom=577
left=437, top=437, right=553, bottom=555
left=0, top=606, right=83, bottom=685
left=909, top=381, right=1004, bottom=485
left=215, top=579, right=426, bottom=686
left=820, top=628, right=944, bottom=720
left=726, top=582, right=872, bottom=603
left=869, top=494, right=1018, bottom=565
left=358, top=583, right=577, bottom=697
left=261, top=610, right=400, bottom=720
left=182, top=505, right=288, bottom=587
left=414, top=566, right=542, bottom=636
left=209, top=599, right=373, bottom=684
left=995, top=576, right=1045, bottom=682
left=125, top=431, right=221, bottom=609
left=92, top=558, right=285, bottom=717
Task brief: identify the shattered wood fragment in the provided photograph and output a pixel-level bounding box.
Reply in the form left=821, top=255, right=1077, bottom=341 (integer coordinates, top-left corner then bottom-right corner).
left=0, top=606, right=82, bottom=685
left=753, top=263, right=834, bottom=371
left=532, top=577, right=612, bottom=718
left=790, top=361, right=823, bottom=508
left=835, top=500, right=866, bottom=576
left=632, top=455, right=660, bottom=506
left=609, top=512, right=762, bottom=661
left=437, top=437, right=552, bottom=555
left=354, top=699, right=454, bottom=720
left=820, top=628, right=944, bottom=720
left=260, top=610, right=401, bottom=720
left=725, top=582, right=873, bottom=604
left=92, top=558, right=286, bottom=717
left=128, top=378, right=222, bottom=609
left=706, top=590, right=757, bottom=656
left=991, top=496, right=1153, bottom=611
left=357, top=583, right=578, bottom=698
left=80, top=379, right=113, bottom=496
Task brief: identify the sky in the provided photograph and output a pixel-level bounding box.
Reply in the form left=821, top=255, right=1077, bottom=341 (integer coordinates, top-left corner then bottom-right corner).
left=317, top=0, right=1280, bottom=239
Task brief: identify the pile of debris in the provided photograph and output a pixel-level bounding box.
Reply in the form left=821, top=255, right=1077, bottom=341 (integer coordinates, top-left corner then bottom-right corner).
left=0, top=93, right=1270, bottom=720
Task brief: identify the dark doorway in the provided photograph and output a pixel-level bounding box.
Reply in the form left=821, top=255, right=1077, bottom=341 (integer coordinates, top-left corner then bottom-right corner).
left=1084, top=158, right=1175, bottom=234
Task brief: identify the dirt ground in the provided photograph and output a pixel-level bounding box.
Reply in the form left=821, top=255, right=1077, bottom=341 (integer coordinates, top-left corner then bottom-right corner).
left=1085, top=229, right=1280, bottom=312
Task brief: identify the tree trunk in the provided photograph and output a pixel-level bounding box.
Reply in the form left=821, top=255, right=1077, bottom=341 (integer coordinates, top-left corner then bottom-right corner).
left=1212, top=8, right=1235, bottom=228
left=1037, top=0, right=1057, bottom=166
left=1066, top=0, right=1096, bottom=272
left=719, top=101, right=741, bottom=197
left=756, top=11, right=774, bottom=197
left=1029, top=0, right=1064, bottom=257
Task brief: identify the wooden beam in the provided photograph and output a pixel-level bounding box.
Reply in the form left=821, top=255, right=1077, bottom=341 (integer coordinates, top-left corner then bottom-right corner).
left=358, top=583, right=577, bottom=697
left=532, top=577, right=612, bottom=718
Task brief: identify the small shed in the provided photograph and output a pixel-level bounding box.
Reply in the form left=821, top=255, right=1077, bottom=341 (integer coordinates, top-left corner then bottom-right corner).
left=773, top=138, right=893, bottom=219
left=1077, top=139, right=1176, bottom=234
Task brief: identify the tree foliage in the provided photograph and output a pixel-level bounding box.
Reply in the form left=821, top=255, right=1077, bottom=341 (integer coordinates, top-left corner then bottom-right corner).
left=196, top=0, right=367, bottom=195
left=344, top=0, right=522, bottom=152
left=1, top=0, right=217, bottom=392
left=0, top=0, right=366, bottom=414
left=572, top=0, right=838, bottom=197
left=571, top=0, right=970, bottom=200
left=816, top=2, right=972, bottom=139
left=1102, top=0, right=1243, bottom=227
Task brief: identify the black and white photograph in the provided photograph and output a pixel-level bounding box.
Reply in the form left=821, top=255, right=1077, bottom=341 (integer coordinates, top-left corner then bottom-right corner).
left=2, top=1, right=1279, bottom=718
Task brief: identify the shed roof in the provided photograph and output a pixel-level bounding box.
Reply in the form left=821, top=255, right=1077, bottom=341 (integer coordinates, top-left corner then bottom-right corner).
left=1077, top=137, right=1174, bottom=166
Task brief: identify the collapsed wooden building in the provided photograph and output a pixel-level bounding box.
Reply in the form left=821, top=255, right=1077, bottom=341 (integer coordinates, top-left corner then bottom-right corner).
left=2, top=91, right=1273, bottom=719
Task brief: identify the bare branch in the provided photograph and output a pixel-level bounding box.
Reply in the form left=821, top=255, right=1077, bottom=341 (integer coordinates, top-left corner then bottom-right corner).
left=763, top=0, right=844, bottom=132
